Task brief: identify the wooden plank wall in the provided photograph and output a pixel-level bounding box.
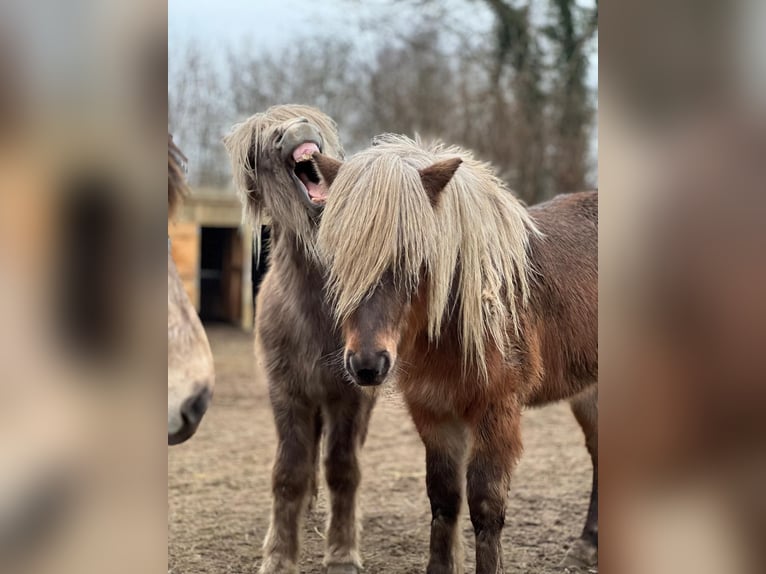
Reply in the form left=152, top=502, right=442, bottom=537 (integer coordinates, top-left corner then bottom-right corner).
left=168, top=221, right=200, bottom=310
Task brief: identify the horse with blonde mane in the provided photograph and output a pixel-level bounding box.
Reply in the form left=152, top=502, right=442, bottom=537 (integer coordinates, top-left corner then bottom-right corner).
left=224, top=105, right=376, bottom=574
left=168, top=134, right=215, bottom=445
left=313, top=134, right=598, bottom=573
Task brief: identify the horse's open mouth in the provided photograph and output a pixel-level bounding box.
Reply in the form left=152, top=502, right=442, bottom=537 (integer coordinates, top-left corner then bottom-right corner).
left=289, top=142, right=327, bottom=206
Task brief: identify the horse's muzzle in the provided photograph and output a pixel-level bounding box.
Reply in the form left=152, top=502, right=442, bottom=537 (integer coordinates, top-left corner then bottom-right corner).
left=346, top=350, right=391, bottom=386
left=277, top=118, right=323, bottom=161
left=168, top=385, right=212, bottom=445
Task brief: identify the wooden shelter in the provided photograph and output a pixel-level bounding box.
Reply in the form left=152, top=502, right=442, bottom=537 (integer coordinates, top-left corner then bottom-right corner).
left=169, top=187, right=258, bottom=330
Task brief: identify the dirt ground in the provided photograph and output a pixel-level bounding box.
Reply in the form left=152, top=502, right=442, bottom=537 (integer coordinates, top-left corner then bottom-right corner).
left=169, top=326, right=594, bottom=574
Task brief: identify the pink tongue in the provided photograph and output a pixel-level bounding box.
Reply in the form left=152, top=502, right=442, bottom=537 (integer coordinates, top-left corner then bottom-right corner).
left=292, top=142, right=320, bottom=162
left=308, top=183, right=327, bottom=200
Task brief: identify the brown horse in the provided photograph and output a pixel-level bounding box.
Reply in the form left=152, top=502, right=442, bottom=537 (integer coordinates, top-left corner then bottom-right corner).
left=168, top=135, right=214, bottom=445
left=314, top=134, right=598, bottom=573
left=224, top=105, right=376, bottom=574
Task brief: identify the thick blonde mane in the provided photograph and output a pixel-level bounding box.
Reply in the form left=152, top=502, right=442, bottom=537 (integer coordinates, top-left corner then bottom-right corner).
left=223, top=104, right=344, bottom=259
left=318, top=134, right=540, bottom=379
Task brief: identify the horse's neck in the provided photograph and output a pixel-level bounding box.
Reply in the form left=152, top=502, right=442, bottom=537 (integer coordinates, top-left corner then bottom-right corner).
left=268, top=223, right=323, bottom=283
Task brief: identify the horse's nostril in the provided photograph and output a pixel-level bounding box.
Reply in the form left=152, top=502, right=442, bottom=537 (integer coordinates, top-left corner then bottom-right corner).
left=181, top=385, right=211, bottom=427
left=377, top=351, right=391, bottom=377
left=347, top=352, right=360, bottom=377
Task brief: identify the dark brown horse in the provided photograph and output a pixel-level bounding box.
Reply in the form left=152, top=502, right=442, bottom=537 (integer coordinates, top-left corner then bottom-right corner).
left=224, top=106, right=376, bottom=574
left=314, top=134, right=597, bottom=573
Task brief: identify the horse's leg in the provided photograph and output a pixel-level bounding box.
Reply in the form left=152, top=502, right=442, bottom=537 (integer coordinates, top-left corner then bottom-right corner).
left=322, top=390, right=375, bottom=574
left=467, top=401, right=522, bottom=574
left=260, top=388, right=319, bottom=574
left=307, top=408, right=323, bottom=512
left=416, top=415, right=469, bottom=574
left=563, top=385, right=598, bottom=568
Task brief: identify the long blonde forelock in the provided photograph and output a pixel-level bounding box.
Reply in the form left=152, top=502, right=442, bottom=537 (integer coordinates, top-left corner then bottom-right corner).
left=319, top=134, right=540, bottom=382
left=320, top=150, right=438, bottom=323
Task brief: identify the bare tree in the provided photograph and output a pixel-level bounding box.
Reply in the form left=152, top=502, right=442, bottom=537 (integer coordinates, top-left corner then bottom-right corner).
left=169, top=43, right=230, bottom=186
left=167, top=0, right=597, bottom=201
left=364, top=27, right=457, bottom=140
left=227, top=39, right=365, bottom=151
left=545, top=0, right=597, bottom=192
left=476, top=1, right=548, bottom=202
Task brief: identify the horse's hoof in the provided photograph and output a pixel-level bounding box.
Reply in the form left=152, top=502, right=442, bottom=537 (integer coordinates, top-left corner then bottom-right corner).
left=258, top=556, right=298, bottom=574
left=561, top=539, right=598, bottom=571
left=326, top=564, right=360, bottom=574
left=259, top=567, right=297, bottom=574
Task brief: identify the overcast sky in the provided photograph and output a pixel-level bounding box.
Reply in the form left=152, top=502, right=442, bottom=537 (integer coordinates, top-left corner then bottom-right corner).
left=170, top=1, right=490, bottom=56
left=169, top=0, right=596, bottom=87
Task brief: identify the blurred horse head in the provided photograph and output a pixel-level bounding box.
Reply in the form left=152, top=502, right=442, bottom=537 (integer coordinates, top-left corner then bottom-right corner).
left=168, top=135, right=214, bottom=445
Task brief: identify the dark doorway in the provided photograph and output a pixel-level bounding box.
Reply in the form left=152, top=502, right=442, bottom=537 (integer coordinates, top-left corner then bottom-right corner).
left=199, top=227, right=242, bottom=324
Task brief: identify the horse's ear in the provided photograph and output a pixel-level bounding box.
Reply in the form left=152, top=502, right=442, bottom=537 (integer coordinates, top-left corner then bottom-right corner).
left=312, top=152, right=343, bottom=187
left=419, top=158, right=462, bottom=206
